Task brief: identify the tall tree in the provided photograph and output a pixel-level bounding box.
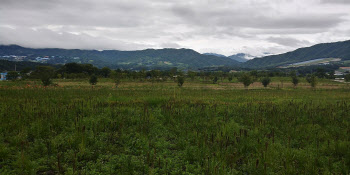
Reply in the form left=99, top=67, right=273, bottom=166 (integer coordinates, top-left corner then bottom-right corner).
left=89, top=75, right=98, bottom=85
left=101, top=67, right=111, bottom=78
left=238, top=73, right=254, bottom=89
left=261, top=77, right=271, bottom=88
left=32, top=66, right=55, bottom=86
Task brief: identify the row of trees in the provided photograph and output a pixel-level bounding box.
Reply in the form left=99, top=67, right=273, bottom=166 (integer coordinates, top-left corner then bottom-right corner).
left=237, top=72, right=319, bottom=89
left=46, top=63, right=340, bottom=81
left=5, top=63, right=347, bottom=88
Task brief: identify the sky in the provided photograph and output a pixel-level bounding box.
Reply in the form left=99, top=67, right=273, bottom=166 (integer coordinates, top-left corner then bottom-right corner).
left=1, top=0, right=350, bottom=57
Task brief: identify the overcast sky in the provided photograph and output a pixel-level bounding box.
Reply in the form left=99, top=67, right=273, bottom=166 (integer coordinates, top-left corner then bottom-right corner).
left=1, top=0, right=350, bottom=56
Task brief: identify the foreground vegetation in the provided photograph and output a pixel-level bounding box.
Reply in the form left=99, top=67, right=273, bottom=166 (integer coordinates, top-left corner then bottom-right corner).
left=1, top=79, right=350, bottom=174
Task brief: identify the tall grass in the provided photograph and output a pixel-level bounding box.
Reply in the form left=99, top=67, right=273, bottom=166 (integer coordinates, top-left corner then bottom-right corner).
left=0, top=80, right=350, bottom=174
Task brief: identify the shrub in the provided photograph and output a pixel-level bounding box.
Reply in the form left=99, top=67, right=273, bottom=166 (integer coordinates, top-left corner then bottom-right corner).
left=305, top=74, right=312, bottom=83
left=115, top=78, right=121, bottom=88
left=31, top=66, right=55, bottom=86
left=228, top=75, right=233, bottom=82
left=345, top=74, right=350, bottom=82
left=238, top=73, right=254, bottom=88
left=41, top=78, right=52, bottom=86
left=291, top=76, right=299, bottom=87
left=6, top=71, right=19, bottom=81
left=101, top=67, right=111, bottom=78
left=213, top=76, right=218, bottom=84
left=261, top=77, right=271, bottom=88
left=177, top=76, right=184, bottom=87
left=89, top=75, right=98, bottom=85
left=306, top=74, right=317, bottom=88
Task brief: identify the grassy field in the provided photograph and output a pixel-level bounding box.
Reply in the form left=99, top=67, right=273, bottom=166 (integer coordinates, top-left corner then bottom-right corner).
left=1, top=78, right=350, bottom=174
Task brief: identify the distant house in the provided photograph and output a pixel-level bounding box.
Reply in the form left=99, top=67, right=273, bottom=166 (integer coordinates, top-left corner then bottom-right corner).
left=340, top=67, right=350, bottom=72
left=35, top=57, right=42, bottom=61
left=36, top=57, right=49, bottom=62
left=1, top=72, right=7, bottom=81
left=334, top=71, right=345, bottom=77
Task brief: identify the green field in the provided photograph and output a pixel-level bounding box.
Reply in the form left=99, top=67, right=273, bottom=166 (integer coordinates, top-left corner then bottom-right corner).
left=1, top=79, right=350, bottom=174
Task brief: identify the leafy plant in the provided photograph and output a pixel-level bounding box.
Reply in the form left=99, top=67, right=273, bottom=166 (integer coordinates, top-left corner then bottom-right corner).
left=306, top=74, right=317, bottom=88
left=6, top=71, right=19, bottom=81
left=177, top=76, right=184, bottom=87
left=291, top=76, right=299, bottom=87
left=261, top=77, right=271, bottom=87
left=89, top=75, right=98, bottom=85
left=238, top=73, right=254, bottom=88
left=345, top=74, right=350, bottom=82
left=31, top=66, right=55, bottom=86
left=213, top=76, right=218, bottom=84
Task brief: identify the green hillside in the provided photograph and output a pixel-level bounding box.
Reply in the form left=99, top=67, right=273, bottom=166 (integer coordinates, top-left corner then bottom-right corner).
left=244, top=40, right=350, bottom=68
left=0, top=45, right=240, bottom=69
left=0, top=60, right=49, bottom=72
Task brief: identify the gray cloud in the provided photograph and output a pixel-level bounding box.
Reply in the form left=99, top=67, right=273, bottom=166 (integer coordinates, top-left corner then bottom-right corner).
left=0, top=0, right=350, bottom=56
left=320, top=0, right=350, bottom=4
left=267, top=37, right=312, bottom=47
left=160, top=42, right=182, bottom=48
left=0, top=26, right=151, bottom=50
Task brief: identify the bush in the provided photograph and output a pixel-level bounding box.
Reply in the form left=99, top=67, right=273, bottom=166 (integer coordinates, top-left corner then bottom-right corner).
left=261, top=77, right=271, bottom=87
left=213, top=76, right=218, bottom=84
left=41, top=78, right=52, bottom=86
left=305, top=74, right=312, bottom=83
left=306, top=74, right=317, bottom=88
left=345, top=74, right=350, bottom=82
left=291, top=76, right=299, bottom=87
left=238, top=73, right=254, bottom=88
left=228, top=75, right=233, bottom=82
left=115, top=78, right=121, bottom=88
left=177, top=76, right=184, bottom=87
left=101, top=67, right=111, bottom=78
left=6, top=71, right=19, bottom=81
left=89, top=75, right=98, bottom=85
left=31, top=66, right=55, bottom=86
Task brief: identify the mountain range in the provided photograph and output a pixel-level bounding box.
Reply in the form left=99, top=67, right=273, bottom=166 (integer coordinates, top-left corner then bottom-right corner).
left=228, top=53, right=251, bottom=62
left=244, top=40, right=350, bottom=68
left=0, top=45, right=239, bottom=70
left=1, top=39, right=350, bottom=70
left=203, top=53, right=250, bottom=62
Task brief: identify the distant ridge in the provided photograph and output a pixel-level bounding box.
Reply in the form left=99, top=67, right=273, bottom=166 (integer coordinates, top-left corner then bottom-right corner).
left=204, top=52, right=251, bottom=62
left=0, top=45, right=240, bottom=69
left=244, top=40, right=350, bottom=68
left=2, top=39, right=349, bottom=70
left=228, top=53, right=251, bottom=62
left=0, top=60, right=51, bottom=72
left=203, top=53, right=227, bottom=58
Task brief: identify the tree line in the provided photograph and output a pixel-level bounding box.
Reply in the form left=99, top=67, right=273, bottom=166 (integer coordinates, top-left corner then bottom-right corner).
left=4, top=62, right=349, bottom=88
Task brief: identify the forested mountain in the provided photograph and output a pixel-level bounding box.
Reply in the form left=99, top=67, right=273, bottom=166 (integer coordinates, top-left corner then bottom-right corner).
left=244, top=40, right=350, bottom=68
left=204, top=53, right=251, bottom=63
left=203, top=53, right=227, bottom=57
left=228, top=53, right=250, bottom=62
left=2, top=39, right=350, bottom=70
left=0, top=60, right=49, bottom=72
left=0, top=45, right=240, bottom=69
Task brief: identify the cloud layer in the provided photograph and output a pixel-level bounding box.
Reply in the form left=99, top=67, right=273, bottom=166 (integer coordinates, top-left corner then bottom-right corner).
left=1, top=0, right=350, bottom=56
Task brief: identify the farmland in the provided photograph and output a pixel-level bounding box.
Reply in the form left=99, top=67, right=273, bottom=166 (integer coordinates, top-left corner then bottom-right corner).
left=1, top=78, right=350, bottom=174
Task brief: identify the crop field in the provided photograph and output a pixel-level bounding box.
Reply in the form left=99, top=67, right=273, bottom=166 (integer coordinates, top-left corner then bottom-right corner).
left=285, top=58, right=341, bottom=68
left=1, top=79, right=350, bottom=174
